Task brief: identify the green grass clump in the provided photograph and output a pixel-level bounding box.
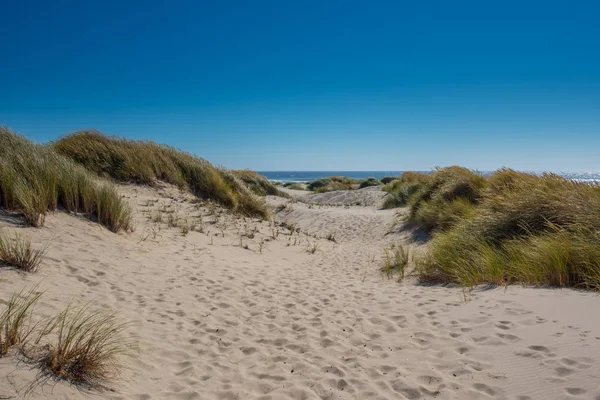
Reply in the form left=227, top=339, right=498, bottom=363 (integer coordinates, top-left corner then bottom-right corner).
left=53, top=131, right=268, bottom=218
left=358, top=177, right=382, bottom=189
left=408, top=167, right=486, bottom=231
left=232, top=170, right=289, bottom=197
left=382, top=172, right=431, bottom=209
left=307, top=178, right=331, bottom=191
left=466, top=172, right=600, bottom=242
left=0, top=231, right=47, bottom=272
left=416, top=170, right=600, bottom=290
left=0, top=127, right=131, bottom=232
left=283, top=182, right=305, bottom=190
left=307, top=176, right=355, bottom=192
left=380, top=176, right=400, bottom=185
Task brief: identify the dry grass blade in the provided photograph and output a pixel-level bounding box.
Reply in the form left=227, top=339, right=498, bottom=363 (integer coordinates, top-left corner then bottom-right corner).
left=0, top=231, right=47, bottom=272
left=34, top=304, right=133, bottom=389
left=0, top=288, right=42, bottom=355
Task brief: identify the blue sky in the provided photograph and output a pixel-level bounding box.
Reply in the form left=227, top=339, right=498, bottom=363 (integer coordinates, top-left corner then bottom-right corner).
left=1, top=0, right=598, bottom=171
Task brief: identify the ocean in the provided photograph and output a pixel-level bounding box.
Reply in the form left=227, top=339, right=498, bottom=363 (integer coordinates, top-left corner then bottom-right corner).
left=258, top=171, right=600, bottom=183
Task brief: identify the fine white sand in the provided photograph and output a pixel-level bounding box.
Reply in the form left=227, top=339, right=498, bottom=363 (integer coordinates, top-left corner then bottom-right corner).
left=1, top=184, right=599, bottom=399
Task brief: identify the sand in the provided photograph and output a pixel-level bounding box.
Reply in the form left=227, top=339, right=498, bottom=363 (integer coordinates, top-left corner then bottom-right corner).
left=282, top=185, right=388, bottom=207
left=1, top=184, right=599, bottom=399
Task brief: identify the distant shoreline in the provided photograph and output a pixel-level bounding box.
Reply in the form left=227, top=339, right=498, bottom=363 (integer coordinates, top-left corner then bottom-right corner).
left=259, top=170, right=600, bottom=183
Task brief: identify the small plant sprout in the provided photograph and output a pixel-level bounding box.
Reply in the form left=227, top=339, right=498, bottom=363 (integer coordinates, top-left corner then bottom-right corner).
left=381, top=243, right=411, bottom=280
left=307, top=241, right=320, bottom=254
left=179, top=220, right=190, bottom=236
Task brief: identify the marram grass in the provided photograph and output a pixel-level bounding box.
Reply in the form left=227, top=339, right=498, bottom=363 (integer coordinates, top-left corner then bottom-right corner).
left=0, top=127, right=131, bottom=232
left=232, top=170, right=289, bottom=197
left=33, top=303, right=133, bottom=389
left=414, top=169, right=600, bottom=291
left=53, top=131, right=269, bottom=218
left=0, top=288, right=42, bottom=355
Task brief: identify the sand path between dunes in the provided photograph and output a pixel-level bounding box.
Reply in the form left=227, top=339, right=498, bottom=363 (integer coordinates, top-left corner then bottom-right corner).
left=1, top=184, right=599, bottom=400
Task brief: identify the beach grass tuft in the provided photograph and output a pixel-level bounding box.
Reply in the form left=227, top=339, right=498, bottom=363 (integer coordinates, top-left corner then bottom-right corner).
left=0, top=231, right=47, bottom=272
left=33, top=304, right=133, bottom=389
left=0, top=288, right=42, bottom=355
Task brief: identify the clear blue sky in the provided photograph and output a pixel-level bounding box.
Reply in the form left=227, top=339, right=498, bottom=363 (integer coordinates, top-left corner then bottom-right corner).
left=1, top=0, right=598, bottom=171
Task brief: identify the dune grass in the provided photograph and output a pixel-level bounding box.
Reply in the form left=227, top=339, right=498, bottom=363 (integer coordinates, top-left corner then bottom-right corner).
left=232, top=170, right=289, bottom=197
left=0, top=231, right=47, bottom=272
left=0, top=290, right=133, bottom=390
left=380, top=176, right=400, bottom=185
left=407, top=167, right=486, bottom=232
left=0, top=288, right=42, bottom=356
left=382, top=168, right=485, bottom=230
left=53, top=131, right=268, bottom=218
left=307, top=176, right=356, bottom=192
left=0, top=127, right=131, bottom=232
left=415, top=169, right=600, bottom=290
left=358, top=177, right=382, bottom=189
left=33, top=304, right=132, bottom=388
left=283, top=182, right=305, bottom=190
left=382, top=172, right=431, bottom=209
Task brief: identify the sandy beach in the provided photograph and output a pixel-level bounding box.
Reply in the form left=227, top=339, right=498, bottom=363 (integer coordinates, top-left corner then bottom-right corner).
left=1, top=183, right=598, bottom=399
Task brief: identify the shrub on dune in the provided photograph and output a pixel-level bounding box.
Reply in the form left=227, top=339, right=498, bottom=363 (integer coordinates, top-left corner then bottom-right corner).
left=307, top=178, right=331, bottom=191
left=0, top=127, right=131, bottom=232
left=358, top=177, right=382, bottom=189
left=53, top=131, right=268, bottom=218
left=307, top=176, right=355, bottom=192
left=380, top=176, right=399, bottom=185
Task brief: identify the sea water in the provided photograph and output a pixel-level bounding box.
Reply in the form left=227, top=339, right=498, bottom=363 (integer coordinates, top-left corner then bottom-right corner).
left=258, top=171, right=600, bottom=183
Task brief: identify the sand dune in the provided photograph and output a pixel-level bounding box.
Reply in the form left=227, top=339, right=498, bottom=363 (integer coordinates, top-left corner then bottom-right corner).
left=282, top=186, right=388, bottom=207
left=1, top=184, right=599, bottom=399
